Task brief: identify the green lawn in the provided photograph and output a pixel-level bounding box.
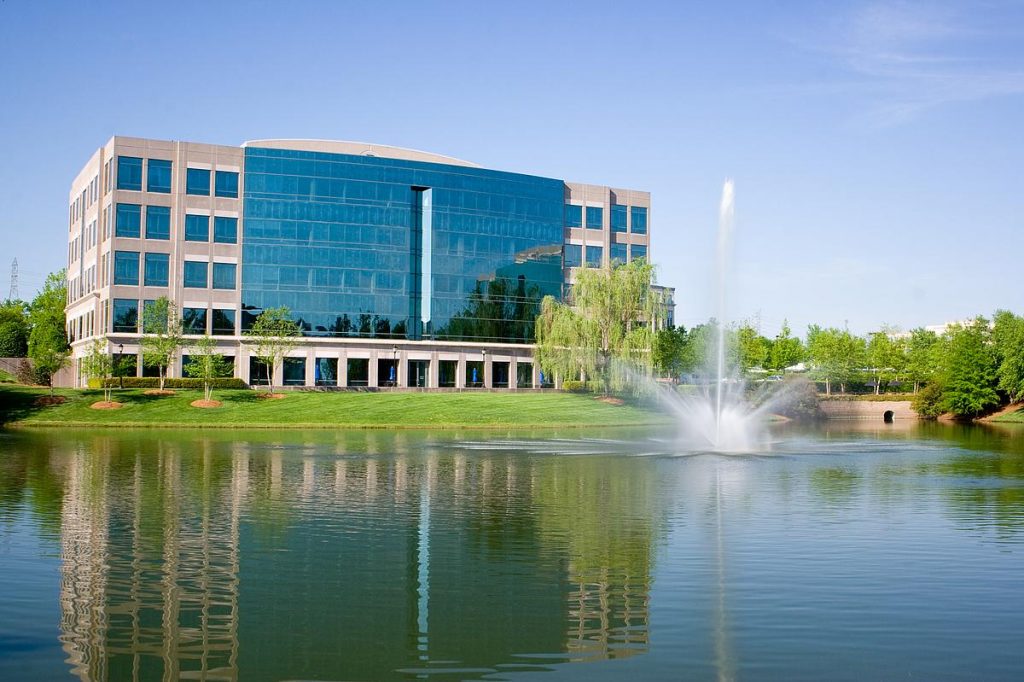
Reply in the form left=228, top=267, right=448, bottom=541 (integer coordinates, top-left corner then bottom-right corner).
left=0, top=385, right=670, bottom=429
left=992, top=405, right=1024, bottom=423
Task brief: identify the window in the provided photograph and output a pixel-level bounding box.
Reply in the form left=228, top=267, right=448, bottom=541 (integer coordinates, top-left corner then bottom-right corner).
left=115, top=203, right=142, bottom=238
left=147, top=159, right=172, bottom=193
left=564, top=244, right=582, bottom=268
left=283, top=358, right=306, bottom=386
left=212, top=262, right=236, bottom=290
left=113, top=251, right=140, bottom=285
left=611, top=205, right=627, bottom=233
left=112, top=299, right=138, bottom=332
left=211, top=309, right=235, bottom=335
left=145, top=206, right=170, bottom=240
left=586, top=206, right=603, bottom=229
left=346, top=358, right=369, bottom=387
left=631, top=244, right=647, bottom=261
left=516, top=362, right=534, bottom=388
left=186, top=168, right=211, bottom=195
left=610, top=243, right=627, bottom=264
left=183, top=261, right=208, bottom=288
left=184, top=214, right=209, bottom=241
left=116, top=156, right=143, bottom=191
left=214, top=171, right=239, bottom=198
left=631, top=206, right=648, bottom=234
left=182, top=307, right=207, bottom=334
left=249, top=357, right=271, bottom=386
left=213, top=216, right=238, bottom=243
left=438, top=360, right=457, bottom=388
left=315, top=358, right=338, bottom=386
left=586, top=245, right=603, bottom=267
left=143, top=253, right=169, bottom=287
left=565, top=204, right=582, bottom=228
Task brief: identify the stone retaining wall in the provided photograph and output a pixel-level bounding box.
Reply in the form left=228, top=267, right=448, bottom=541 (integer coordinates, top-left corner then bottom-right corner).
left=819, top=399, right=917, bottom=421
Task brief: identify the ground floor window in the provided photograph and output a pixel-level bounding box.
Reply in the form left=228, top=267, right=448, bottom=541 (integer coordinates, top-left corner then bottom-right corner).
left=517, top=362, right=533, bottom=388
left=347, top=358, right=369, bottom=387
left=438, top=360, right=457, bottom=388
left=283, top=358, right=306, bottom=386
left=466, top=360, right=484, bottom=388
left=407, top=360, right=428, bottom=388
left=378, top=358, right=398, bottom=387
left=492, top=361, right=510, bottom=388
left=249, top=357, right=270, bottom=386
left=315, top=358, right=338, bottom=386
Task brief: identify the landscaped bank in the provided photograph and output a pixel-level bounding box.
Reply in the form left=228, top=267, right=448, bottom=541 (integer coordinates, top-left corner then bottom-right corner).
left=0, top=386, right=671, bottom=429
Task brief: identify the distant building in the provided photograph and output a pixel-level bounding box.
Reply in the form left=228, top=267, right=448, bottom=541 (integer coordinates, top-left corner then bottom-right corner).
left=64, top=137, right=666, bottom=388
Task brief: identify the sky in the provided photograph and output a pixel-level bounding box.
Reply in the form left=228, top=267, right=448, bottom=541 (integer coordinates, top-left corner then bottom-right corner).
left=0, top=0, right=1021, bottom=336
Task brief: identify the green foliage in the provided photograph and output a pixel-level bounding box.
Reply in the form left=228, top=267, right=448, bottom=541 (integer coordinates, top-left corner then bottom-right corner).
left=81, top=339, right=114, bottom=402
left=27, top=271, right=69, bottom=393
left=773, top=376, right=824, bottom=421
left=652, top=326, right=689, bottom=377
left=806, top=325, right=866, bottom=395
left=140, top=297, right=184, bottom=391
left=245, top=307, right=302, bottom=392
left=0, top=300, right=30, bottom=357
left=905, top=328, right=940, bottom=393
left=768, top=320, right=804, bottom=372
left=866, top=328, right=908, bottom=394
left=736, top=323, right=770, bottom=373
left=992, top=310, right=1024, bottom=403
left=535, top=259, right=664, bottom=395
left=912, top=381, right=946, bottom=419
left=940, top=319, right=999, bottom=419
left=561, top=380, right=589, bottom=393
left=184, top=336, right=234, bottom=402
left=90, top=377, right=249, bottom=390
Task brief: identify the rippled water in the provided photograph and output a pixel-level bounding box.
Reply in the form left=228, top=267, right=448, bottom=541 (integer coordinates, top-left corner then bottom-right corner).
left=1, top=423, right=1023, bottom=681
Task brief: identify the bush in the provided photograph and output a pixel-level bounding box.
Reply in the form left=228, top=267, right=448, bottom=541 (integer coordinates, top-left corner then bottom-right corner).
left=912, top=382, right=946, bottom=419
left=91, top=377, right=249, bottom=390
left=13, top=358, right=44, bottom=385
left=561, top=380, right=589, bottom=393
left=775, top=376, right=824, bottom=421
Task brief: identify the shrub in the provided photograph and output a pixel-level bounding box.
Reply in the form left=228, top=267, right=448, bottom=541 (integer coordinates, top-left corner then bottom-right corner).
left=912, top=382, right=945, bottom=419
left=775, top=376, right=824, bottom=421
left=92, top=377, right=249, bottom=390
left=561, top=380, right=589, bottom=393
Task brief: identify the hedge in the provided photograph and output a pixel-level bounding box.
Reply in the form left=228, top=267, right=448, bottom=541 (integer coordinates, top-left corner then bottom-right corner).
left=88, top=377, right=249, bottom=390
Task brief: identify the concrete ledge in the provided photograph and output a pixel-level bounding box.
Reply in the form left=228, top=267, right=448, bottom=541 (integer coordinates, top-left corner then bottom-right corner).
left=819, top=399, right=917, bottom=421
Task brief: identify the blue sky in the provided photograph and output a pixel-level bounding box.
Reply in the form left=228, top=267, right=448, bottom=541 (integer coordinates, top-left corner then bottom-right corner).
left=1, top=0, right=1021, bottom=335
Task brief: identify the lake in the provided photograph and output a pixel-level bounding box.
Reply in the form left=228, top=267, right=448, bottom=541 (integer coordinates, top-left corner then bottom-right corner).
left=1, top=423, right=1023, bottom=680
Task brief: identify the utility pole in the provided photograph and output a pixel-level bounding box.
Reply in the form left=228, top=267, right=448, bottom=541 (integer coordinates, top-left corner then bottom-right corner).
left=8, top=258, right=17, bottom=301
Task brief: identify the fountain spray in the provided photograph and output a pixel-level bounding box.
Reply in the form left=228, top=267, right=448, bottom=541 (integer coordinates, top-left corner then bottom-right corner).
left=715, top=180, right=735, bottom=446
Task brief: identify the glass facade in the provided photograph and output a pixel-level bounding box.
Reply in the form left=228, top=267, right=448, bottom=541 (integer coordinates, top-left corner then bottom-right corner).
left=185, top=214, right=209, bottom=241
left=564, top=204, right=582, bottom=228
left=586, top=245, right=604, bottom=267
left=145, top=206, right=170, bottom=240
left=315, top=357, right=337, bottom=386
left=183, top=261, right=208, bottom=288
left=215, top=171, right=239, bottom=198
left=564, top=244, right=582, bottom=268
left=186, top=168, right=210, bottom=196
left=113, top=251, right=139, bottom=285
left=112, top=299, right=138, bottom=332
left=115, top=203, right=141, bottom=238
left=586, top=206, right=603, bottom=229
left=147, top=159, right=172, bottom=193
left=631, top=206, right=647, bottom=234
left=183, top=307, right=207, bottom=334
left=283, top=358, right=305, bottom=386
left=611, top=205, right=627, bottom=233
left=116, top=156, right=143, bottom=191
left=631, top=244, right=647, bottom=261
left=143, top=253, right=169, bottom=287
left=610, top=243, right=627, bottom=264
left=213, top=216, right=238, bottom=243
left=212, top=263, right=236, bottom=290
left=212, top=309, right=235, bottom=335
left=242, top=147, right=564, bottom=343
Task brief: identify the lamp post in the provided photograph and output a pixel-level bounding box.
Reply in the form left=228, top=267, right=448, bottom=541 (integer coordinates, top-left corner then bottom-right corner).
left=117, top=343, right=124, bottom=390
left=481, top=348, right=487, bottom=388
left=392, top=345, right=398, bottom=387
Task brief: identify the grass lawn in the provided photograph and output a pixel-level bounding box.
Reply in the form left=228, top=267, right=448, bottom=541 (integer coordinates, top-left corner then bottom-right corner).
left=0, top=385, right=671, bottom=429
left=992, top=405, right=1024, bottom=423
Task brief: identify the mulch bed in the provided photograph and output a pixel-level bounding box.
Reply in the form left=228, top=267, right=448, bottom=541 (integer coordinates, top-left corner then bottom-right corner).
left=143, top=389, right=176, bottom=396
left=34, top=396, right=67, bottom=407
left=595, top=396, right=625, bottom=406
left=90, top=401, right=123, bottom=410
left=255, top=393, right=287, bottom=400
left=190, top=399, right=223, bottom=408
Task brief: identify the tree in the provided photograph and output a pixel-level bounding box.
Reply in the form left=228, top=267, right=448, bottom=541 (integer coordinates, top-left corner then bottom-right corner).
left=866, top=328, right=907, bottom=394
left=82, top=338, right=114, bottom=403
left=27, top=271, right=69, bottom=394
left=767, top=320, right=804, bottom=372
left=736, top=323, right=770, bottom=375
left=652, top=326, right=688, bottom=378
left=992, top=310, right=1024, bottom=403
left=0, top=300, right=30, bottom=357
left=905, top=328, right=940, bottom=394
left=140, top=297, right=184, bottom=392
left=806, top=325, right=865, bottom=395
left=940, top=318, right=999, bottom=419
left=535, top=259, right=665, bottom=394
left=184, top=336, right=232, bottom=403
left=245, top=307, right=301, bottom=392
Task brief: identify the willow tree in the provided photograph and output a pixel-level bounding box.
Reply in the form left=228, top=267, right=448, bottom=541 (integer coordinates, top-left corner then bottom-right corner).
left=535, top=259, right=664, bottom=394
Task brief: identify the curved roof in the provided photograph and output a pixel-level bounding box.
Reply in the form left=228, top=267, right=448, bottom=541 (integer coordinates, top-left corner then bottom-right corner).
left=241, top=139, right=480, bottom=168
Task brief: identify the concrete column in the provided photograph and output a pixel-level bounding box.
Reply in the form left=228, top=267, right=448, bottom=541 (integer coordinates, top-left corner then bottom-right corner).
left=429, top=352, right=439, bottom=388
left=533, top=360, right=542, bottom=389
left=368, top=350, right=379, bottom=388
left=509, top=358, right=518, bottom=390
left=305, top=348, right=315, bottom=387
left=456, top=356, right=465, bottom=389
left=337, top=351, right=347, bottom=387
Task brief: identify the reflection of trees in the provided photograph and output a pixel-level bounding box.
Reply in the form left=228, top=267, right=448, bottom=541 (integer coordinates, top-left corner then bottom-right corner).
left=435, top=276, right=542, bottom=343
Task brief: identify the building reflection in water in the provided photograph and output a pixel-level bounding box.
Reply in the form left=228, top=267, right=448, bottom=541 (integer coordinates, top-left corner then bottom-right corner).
left=51, top=432, right=669, bottom=680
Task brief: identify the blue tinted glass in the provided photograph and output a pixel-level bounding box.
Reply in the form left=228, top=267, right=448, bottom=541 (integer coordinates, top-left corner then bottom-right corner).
left=586, top=245, right=603, bottom=267
left=564, top=244, right=582, bottom=268
left=143, top=253, right=169, bottom=286
left=241, top=147, right=565, bottom=343
left=215, top=171, right=239, bottom=198
left=631, top=206, right=648, bottom=234
left=182, top=307, right=207, bottom=334
left=212, top=309, right=235, bottom=335
left=147, top=159, right=172, bottom=193
left=186, top=168, right=211, bottom=195
left=184, top=214, right=209, bottom=241
left=112, top=299, right=138, bottom=332
left=564, top=204, right=582, bottom=228
left=586, top=206, right=603, bottom=229
left=212, top=262, right=236, bottom=290
left=610, top=243, right=627, bottom=264
left=183, top=261, right=208, bottom=288
left=115, top=203, right=141, bottom=238
left=631, top=244, right=647, bottom=261
left=145, top=206, right=170, bottom=240
left=213, top=216, right=238, bottom=243
left=611, top=205, right=627, bottom=233
left=116, top=156, right=143, bottom=191
left=113, top=251, right=140, bottom=285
